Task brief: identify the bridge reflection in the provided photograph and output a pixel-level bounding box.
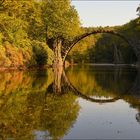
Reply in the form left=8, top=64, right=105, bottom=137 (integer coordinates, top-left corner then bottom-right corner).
left=0, top=66, right=140, bottom=139
left=34, top=66, right=140, bottom=125
left=65, top=65, right=140, bottom=124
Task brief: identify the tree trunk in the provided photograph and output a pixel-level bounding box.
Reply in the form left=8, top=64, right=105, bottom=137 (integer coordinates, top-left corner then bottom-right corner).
left=113, top=44, right=120, bottom=64
left=52, top=39, right=64, bottom=93
left=53, top=65, right=63, bottom=94
left=53, top=39, right=63, bottom=67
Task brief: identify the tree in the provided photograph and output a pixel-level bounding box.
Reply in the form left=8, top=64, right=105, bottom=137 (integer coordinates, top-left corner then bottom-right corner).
left=40, top=0, right=81, bottom=93
left=136, top=4, right=140, bottom=17
left=42, top=0, right=81, bottom=66
left=0, top=0, right=51, bottom=67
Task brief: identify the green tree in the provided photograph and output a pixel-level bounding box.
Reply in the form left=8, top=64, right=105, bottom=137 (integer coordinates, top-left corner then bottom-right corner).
left=136, top=4, right=140, bottom=17
left=42, top=0, right=81, bottom=66
left=0, top=0, right=52, bottom=67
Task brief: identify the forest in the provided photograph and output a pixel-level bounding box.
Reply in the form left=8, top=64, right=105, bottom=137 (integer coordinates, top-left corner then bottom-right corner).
left=0, top=0, right=140, bottom=69
left=1, top=1, right=140, bottom=139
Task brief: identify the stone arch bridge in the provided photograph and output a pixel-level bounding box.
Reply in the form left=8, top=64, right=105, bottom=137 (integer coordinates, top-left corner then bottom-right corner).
left=61, top=29, right=134, bottom=61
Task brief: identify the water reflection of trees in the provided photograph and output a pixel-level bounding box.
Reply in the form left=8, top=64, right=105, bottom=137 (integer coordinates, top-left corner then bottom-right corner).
left=0, top=66, right=140, bottom=139
left=66, top=65, right=140, bottom=124
left=66, top=66, right=137, bottom=97
left=0, top=70, right=80, bottom=140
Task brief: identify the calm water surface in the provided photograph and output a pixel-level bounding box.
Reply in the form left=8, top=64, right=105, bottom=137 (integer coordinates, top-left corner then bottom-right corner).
left=0, top=65, right=140, bottom=139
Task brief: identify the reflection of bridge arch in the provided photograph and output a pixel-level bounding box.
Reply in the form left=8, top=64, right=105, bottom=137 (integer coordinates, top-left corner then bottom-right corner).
left=62, top=67, right=140, bottom=104
left=62, top=29, right=132, bottom=61
left=62, top=71, right=120, bottom=103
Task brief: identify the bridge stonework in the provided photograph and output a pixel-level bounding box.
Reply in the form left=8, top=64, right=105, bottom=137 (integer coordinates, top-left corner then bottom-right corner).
left=61, top=29, right=133, bottom=62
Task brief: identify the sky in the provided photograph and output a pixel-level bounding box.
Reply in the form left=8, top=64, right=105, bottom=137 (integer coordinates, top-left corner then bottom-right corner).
left=72, top=1, right=140, bottom=27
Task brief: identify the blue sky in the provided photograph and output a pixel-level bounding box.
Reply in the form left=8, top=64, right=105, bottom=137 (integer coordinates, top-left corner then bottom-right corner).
left=72, top=1, right=140, bottom=27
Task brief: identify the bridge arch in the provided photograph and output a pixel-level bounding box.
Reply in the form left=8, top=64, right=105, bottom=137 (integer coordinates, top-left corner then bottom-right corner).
left=62, top=30, right=132, bottom=61
left=62, top=71, right=120, bottom=104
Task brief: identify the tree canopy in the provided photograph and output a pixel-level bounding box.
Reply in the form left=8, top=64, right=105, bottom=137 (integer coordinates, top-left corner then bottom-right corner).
left=0, top=0, right=140, bottom=68
left=42, top=0, right=81, bottom=40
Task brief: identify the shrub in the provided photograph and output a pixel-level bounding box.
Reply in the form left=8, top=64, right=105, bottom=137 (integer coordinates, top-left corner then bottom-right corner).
left=33, top=41, right=48, bottom=66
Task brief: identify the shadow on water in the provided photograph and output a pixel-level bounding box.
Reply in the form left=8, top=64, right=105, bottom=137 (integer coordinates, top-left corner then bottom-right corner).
left=0, top=65, right=140, bottom=139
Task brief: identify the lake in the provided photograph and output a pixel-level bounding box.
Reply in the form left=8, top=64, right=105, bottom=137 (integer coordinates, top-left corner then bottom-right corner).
left=0, top=65, right=140, bottom=139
